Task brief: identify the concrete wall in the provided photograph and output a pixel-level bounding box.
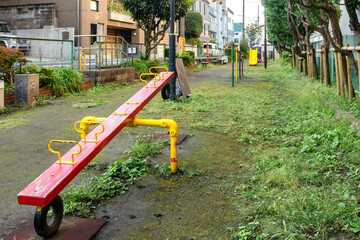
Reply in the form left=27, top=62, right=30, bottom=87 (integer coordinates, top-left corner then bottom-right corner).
left=13, top=27, right=74, bottom=60
left=83, top=67, right=135, bottom=86
left=0, top=3, right=56, bottom=30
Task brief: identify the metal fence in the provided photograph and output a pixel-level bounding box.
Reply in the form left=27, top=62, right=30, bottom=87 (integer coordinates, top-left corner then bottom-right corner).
left=74, top=35, right=133, bottom=70
left=0, top=36, right=73, bottom=68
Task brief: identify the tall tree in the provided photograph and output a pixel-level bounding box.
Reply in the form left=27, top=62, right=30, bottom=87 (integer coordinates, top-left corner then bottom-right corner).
left=344, top=0, right=360, bottom=44
left=122, top=0, right=194, bottom=59
left=185, top=11, right=203, bottom=40
left=262, top=0, right=293, bottom=54
left=245, top=23, right=262, bottom=47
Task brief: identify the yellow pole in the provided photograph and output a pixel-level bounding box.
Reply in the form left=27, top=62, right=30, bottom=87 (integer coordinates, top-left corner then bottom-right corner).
left=127, top=118, right=179, bottom=173
left=236, top=50, right=239, bottom=82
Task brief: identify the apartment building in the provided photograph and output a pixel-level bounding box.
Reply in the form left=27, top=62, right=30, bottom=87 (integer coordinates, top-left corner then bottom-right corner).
left=191, top=0, right=211, bottom=43
left=0, top=0, right=144, bottom=45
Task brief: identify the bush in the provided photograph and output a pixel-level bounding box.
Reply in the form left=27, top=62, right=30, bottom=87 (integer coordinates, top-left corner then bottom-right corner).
left=15, top=65, right=56, bottom=88
left=184, top=50, right=195, bottom=58
left=179, top=51, right=193, bottom=66
left=123, top=60, right=148, bottom=73
left=0, top=46, right=26, bottom=87
left=281, top=51, right=291, bottom=65
left=164, top=48, right=169, bottom=58
left=186, top=38, right=202, bottom=47
left=240, top=40, right=249, bottom=59
left=52, top=68, right=84, bottom=96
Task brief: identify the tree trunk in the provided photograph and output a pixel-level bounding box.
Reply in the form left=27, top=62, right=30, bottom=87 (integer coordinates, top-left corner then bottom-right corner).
left=320, top=48, right=324, bottom=84
left=335, top=51, right=341, bottom=94
left=323, top=47, right=331, bottom=86
left=312, top=48, right=318, bottom=79
left=9, top=72, right=13, bottom=88
left=346, top=51, right=355, bottom=100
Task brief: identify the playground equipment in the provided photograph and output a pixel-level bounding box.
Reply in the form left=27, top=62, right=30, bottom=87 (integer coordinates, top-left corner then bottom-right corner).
left=249, top=48, right=258, bottom=66
left=235, top=49, right=243, bottom=82
left=231, top=45, right=244, bottom=85
left=79, top=49, right=86, bottom=71
left=17, top=69, right=178, bottom=238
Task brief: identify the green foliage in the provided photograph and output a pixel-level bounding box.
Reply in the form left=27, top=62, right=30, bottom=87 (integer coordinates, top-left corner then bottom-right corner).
left=63, top=135, right=167, bottom=217
left=0, top=46, right=26, bottom=87
left=262, top=0, right=293, bottom=52
left=164, top=47, right=169, bottom=58
left=122, top=0, right=194, bottom=59
left=15, top=65, right=56, bottom=88
left=52, top=68, right=84, bottom=96
left=281, top=51, right=291, bottom=66
left=123, top=59, right=167, bottom=73
left=185, top=50, right=195, bottom=58
left=240, top=40, right=249, bottom=59
left=210, top=39, right=219, bottom=45
left=178, top=51, right=194, bottom=66
left=186, top=38, right=202, bottom=47
left=185, top=11, right=203, bottom=39
left=245, top=23, right=262, bottom=47
left=108, top=0, right=130, bottom=14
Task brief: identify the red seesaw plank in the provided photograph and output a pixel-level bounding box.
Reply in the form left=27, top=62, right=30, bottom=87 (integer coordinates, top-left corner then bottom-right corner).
left=17, top=72, right=174, bottom=207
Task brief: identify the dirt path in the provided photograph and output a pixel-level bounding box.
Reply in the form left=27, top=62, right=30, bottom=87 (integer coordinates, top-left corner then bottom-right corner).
left=0, top=64, right=267, bottom=239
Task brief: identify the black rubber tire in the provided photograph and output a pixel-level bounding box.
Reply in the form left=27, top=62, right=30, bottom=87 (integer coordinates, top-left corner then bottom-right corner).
left=161, top=84, right=170, bottom=100
left=34, top=195, right=64, bottom=238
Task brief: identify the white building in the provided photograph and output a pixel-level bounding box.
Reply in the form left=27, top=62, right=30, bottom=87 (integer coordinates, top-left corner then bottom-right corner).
left=227, top=8, right=234, bottom=44
left=191, top=0, right=211, bottom=43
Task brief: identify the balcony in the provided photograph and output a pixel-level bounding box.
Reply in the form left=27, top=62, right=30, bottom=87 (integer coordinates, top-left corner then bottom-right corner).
left=108, top=12, right=135, bottom=24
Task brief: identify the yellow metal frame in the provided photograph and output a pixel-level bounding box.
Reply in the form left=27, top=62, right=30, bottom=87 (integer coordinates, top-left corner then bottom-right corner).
left=140, top=73, right=160, bottom=88
left=75, top=119, right=105, bottom=142
left=79, top=49, right=86, bottom=71
left=77, top=116, right=179, bottom=173
left=236, top=50, right=239, bottom=82
left=148, top=67, right=169, bottom=80
left=113, top=112, right=128, bottom=116
left=48, top=140, right=82, bottom=165
left=126, top=102, right=139, bottom=104
left=126, top=118, right=179, bottom=173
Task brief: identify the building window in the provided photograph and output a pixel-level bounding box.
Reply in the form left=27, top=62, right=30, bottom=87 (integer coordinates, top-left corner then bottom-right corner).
left=90, top=0, right=99, bottom=11
left=204, top=24, right=206, bottom=35
left=91, top=24, right=97, bottom=43
left=199, top=2, right=201, bottom=13
left=203, top=3, right=206, bottom=15
left=192, top=3, right=195, bottom=11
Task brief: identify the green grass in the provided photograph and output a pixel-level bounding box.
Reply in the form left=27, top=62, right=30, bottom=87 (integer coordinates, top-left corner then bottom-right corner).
left=138, top=61, right=360, bottom=239
left=62, top=135, right=167, bottom=217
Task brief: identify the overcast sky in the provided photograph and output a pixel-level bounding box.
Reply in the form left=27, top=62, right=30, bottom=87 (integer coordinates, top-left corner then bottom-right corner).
left=227, top=0, right=265, bottom=26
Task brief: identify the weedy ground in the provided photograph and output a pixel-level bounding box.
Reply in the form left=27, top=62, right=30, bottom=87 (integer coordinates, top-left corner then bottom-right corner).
left=2, top=60, right=360, bottom=239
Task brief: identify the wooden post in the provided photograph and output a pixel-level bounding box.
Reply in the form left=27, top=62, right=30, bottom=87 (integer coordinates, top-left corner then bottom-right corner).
left=335, top=51, right=340, bottom=95
left=320, top=48, right=324, bottom=84
left=296, top=54, right=299, bottom=71
left=338, top=51, right=345, bottom=97
left=346, top=44, right=354, bottom=100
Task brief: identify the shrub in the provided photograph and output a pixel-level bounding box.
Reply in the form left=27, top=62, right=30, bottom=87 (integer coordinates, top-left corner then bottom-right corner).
left=164, top=48, right=169, bottom=58
left=281, top=51, right=291, bottom=65
left=0, top=47, right=26, bottom=87
left=184, top=50, right=195, bottom=58
left=186, top=38, right=202, bottom=47
left=52, top=68, right=84, bottom=96
left=15, top=65, right=56, bottom=88
left=179, top=51, right=193, bottom=66
left=123, top=60, right=148, bottom=73
left=240, top=39, right=249, bottom=59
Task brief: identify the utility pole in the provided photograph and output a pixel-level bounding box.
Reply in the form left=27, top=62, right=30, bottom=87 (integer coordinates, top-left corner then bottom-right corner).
left=264, top=7, right=267, bottom=69
left=242, top=0, right=245, bottom=41
left=169, top=0, right=176, bottom=101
